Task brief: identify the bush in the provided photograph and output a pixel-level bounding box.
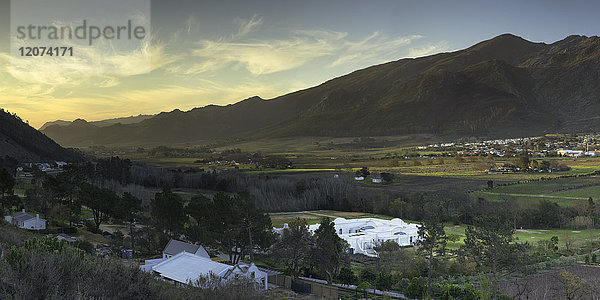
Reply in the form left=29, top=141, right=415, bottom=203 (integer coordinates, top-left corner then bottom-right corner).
left=39, top=227, right=77, bottom=234
left=74, top=240, right=94, bottom=254
left=404, top=277, right=426, bottom=299
left=0, top=233, right=264, bottom=299
left=337, top=267, right=358, bottom=285
left=437, top=283, right=478, bottom=300
left=375, top=272, right=397, bottom=291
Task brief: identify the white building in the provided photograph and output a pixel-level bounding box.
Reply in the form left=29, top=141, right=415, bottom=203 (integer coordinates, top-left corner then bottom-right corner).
left=151, top=252, right=269, bottom=289
left=557, top=149, right=584, bottom=157
left=307, top=217, right=420, bottom=257
left=141, top=239, right=210, bottom=272
left=4, top=209, right=46, bottom=230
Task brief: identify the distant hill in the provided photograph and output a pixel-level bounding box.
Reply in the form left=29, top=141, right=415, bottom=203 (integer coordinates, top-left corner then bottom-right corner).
left=0, top=109, right=82, bottom=162
left=39, top=114, right=155, bottom=130
left=42, top=34, right=600, bottom=147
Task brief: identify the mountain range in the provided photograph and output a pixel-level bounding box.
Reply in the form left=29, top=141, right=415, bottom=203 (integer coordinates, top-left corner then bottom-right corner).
left=39, top=114, right=155, bottom=131
left=42, top=34, right=600, bottom=147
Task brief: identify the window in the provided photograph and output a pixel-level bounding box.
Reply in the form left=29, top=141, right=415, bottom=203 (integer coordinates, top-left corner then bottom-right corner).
left=339, top=229, right=342, bottom=234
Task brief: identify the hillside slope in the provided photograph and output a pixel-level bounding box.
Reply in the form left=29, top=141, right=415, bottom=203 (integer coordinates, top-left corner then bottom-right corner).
left=42, top=34, right=600, bottom=147
left=0, top=109, right=81, bottom=162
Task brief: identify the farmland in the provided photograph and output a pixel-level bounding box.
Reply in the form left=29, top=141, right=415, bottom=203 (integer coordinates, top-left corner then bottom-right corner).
left=471, top=175, right=600, bottom=207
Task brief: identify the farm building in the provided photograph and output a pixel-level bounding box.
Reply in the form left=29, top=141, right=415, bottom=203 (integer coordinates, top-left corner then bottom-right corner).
left=306, top=217, right=420, bottom=257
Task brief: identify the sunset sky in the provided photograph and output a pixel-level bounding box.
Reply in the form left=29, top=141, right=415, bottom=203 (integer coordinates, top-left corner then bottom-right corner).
left=1, top=0, right=600, bottom=128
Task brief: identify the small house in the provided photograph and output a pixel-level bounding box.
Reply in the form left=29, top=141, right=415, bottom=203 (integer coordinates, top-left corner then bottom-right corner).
left=163, top=239, right=210, bottom=259
left=4, top=209, right=46, bottom=230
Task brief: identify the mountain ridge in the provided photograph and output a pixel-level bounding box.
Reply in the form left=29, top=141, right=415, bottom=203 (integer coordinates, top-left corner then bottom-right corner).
left=42, top=34, right=600, bottom=147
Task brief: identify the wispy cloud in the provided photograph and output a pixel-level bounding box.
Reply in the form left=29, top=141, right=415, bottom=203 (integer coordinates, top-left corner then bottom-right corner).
left=406, top=42, right=450, bottom=58
left=329, top=33, right=423, bottom=67
left=233, top=14, right=263, bottom=39
left=182, top=19, right=428, bottom=76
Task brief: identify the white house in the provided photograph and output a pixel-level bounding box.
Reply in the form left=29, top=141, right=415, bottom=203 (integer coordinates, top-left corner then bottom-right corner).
left=142, top=239, right=210, bottom=272
left=354, top=176, right=365, bottom=181
left=4, top=209, right=46, bottom=230
left=162, top=239, right=210, bottom=259
left=151, top=252, right=269, bottom=289
left=306, top=217, right=420, bottom=257
left=372, top=178, right=383, bottom=183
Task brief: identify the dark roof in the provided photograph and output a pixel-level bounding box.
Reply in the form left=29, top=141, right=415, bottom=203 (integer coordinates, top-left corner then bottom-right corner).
left=12, top=212, right=35, bottom=222
left=163, top=239, right=209, bottom=258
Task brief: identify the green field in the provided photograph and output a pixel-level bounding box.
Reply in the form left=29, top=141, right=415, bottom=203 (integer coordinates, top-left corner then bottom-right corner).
left=446, top=224, right=600, bottom=250
left=471, top=176, right=600, bottom=207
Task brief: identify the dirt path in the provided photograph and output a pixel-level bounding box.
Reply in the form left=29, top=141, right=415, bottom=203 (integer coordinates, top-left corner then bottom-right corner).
left=477, top=191, right=589, bottom=200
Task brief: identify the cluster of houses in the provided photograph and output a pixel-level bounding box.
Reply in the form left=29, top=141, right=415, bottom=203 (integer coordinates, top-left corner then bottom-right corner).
left=16, top=161, right=68, bottom=175
left=414, top=135, right=600, bottom=158
left=556, top=149, right=597, bottom=157
left=141, top=239, right=277, bottom=289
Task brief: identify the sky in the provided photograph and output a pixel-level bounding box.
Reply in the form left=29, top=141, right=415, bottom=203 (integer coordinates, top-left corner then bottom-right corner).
left=1, top=0, right=600, bottom=128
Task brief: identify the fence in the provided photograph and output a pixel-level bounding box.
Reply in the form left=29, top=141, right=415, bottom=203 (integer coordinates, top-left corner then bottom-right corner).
left=272, top=275, right=338, bottom=299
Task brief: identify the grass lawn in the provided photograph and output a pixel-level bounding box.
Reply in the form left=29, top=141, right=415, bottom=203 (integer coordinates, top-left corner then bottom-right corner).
left=74, top=228, right=109, bottom=246
left=445, top=224, right=600, bottom=250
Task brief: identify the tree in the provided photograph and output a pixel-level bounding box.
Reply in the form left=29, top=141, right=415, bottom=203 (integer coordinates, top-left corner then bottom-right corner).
left=78, top=183, right=118, bottom=232
left=151, top=187, right=185, bottom=238
left=337, top=267, right=358, bottom=286
left=588, top=197, right=597, bottom=227
left=311, top=217, right=349, bottom=283
left=0, top=168, right=15, bottom=214
left=187, top=192, right=273, bottom=264
left=517, top=152, right=531, bottom=171
left=355, top=167, right=370, bottom=178
left=114, top=193, right=142, bottom=251
left=461, top=214, right=528, bottom=300
left=380, top=172, right=394, bottom=183
left=236, top=191, right=274, bottom=262
left=416, top=216, right=448, bottom=299
left=374, top=240, right=403, bottom=273
left=554, top=271, right=588, bottom=300
left=272, top=218, right=312, bottom=279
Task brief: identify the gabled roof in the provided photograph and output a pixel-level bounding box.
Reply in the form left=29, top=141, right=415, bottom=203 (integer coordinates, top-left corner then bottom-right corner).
left=152, top=252, right=230, bottom=284
left=12, top=212, right=35, bottom=222
left=163, top=239, right=209, bottom=258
